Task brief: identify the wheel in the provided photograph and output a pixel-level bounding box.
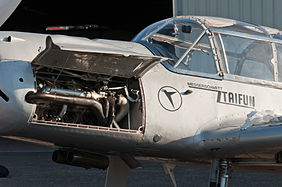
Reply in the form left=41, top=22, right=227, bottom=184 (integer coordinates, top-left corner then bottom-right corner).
left=0, top=165, right=9, bottom=177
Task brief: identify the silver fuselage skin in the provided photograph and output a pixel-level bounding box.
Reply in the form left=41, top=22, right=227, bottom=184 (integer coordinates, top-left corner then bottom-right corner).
left=0, top=23, right=282, bottom=163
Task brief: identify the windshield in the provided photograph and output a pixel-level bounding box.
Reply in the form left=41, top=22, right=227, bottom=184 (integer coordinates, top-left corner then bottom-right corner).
left=135, top=18, right=204, bottom=61
left=134, top=18, right=218, bottom=75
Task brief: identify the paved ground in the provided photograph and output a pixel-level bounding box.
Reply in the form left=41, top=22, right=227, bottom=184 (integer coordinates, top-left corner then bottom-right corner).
left=0, top=137, right=282, bottom=186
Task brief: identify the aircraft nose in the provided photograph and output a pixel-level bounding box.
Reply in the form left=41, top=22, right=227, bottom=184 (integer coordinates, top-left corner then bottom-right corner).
left=0, top=61, right=35, bottom=134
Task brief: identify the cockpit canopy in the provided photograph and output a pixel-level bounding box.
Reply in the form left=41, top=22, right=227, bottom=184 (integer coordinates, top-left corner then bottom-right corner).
left=133, top=16, right=282, bottom=83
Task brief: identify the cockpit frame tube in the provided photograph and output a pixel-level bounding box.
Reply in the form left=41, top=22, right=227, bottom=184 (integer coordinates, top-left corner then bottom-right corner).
left=142, top=19, right=171, bottom=41
left=211, top=28, right=282, bottom=45
left=178, top=17, right=225, bottom=75
left=151, top=17, right=225, bottom=77
left=173, top=30, right=206, bottom=68
left=136, top=17, right=231, bottom=79
left=271, top=42, right=278, bottom=82
left=217, top=33, right=230, bottom=74
left=207, top=30, right=224, bottom=76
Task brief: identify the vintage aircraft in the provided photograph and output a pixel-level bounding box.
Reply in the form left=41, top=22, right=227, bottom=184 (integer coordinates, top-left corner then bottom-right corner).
left=3, top=0, right=282, bottom=186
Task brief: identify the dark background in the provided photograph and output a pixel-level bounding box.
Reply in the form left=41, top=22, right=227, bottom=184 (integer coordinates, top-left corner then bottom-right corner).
left=1, top=0, right=172, bottom=40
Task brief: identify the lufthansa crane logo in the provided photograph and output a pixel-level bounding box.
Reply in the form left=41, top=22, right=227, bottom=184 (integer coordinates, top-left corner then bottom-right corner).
left=158, top=86, right=182, bottom=112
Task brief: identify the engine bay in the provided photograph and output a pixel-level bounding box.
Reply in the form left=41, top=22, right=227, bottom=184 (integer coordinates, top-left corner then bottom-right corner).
left=26, top=66, right=144, bottom=132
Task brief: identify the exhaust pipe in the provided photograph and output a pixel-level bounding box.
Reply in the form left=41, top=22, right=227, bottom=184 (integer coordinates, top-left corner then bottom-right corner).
left=25, top=91, right=108, bottom=124
left=52, top=150, right=109, bottom=170
left=41, top=87, right=105, bottom=100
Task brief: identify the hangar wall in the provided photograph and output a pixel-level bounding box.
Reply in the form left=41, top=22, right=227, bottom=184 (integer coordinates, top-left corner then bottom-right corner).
left=173, top=0, right=282, bottom=29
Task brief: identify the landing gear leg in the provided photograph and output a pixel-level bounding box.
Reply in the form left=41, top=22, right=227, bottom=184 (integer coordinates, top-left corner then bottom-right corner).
left=105, top=156, right=129, bottom=187
left=209, top=160, right=232, bottom=187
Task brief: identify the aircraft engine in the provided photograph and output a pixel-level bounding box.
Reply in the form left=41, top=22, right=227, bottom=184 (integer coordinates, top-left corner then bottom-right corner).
left=25, top=64, right=143, bottom=131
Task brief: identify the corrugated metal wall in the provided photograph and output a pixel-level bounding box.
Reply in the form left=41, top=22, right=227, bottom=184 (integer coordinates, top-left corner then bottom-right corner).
left=174, top=0, right=282, bottom=29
